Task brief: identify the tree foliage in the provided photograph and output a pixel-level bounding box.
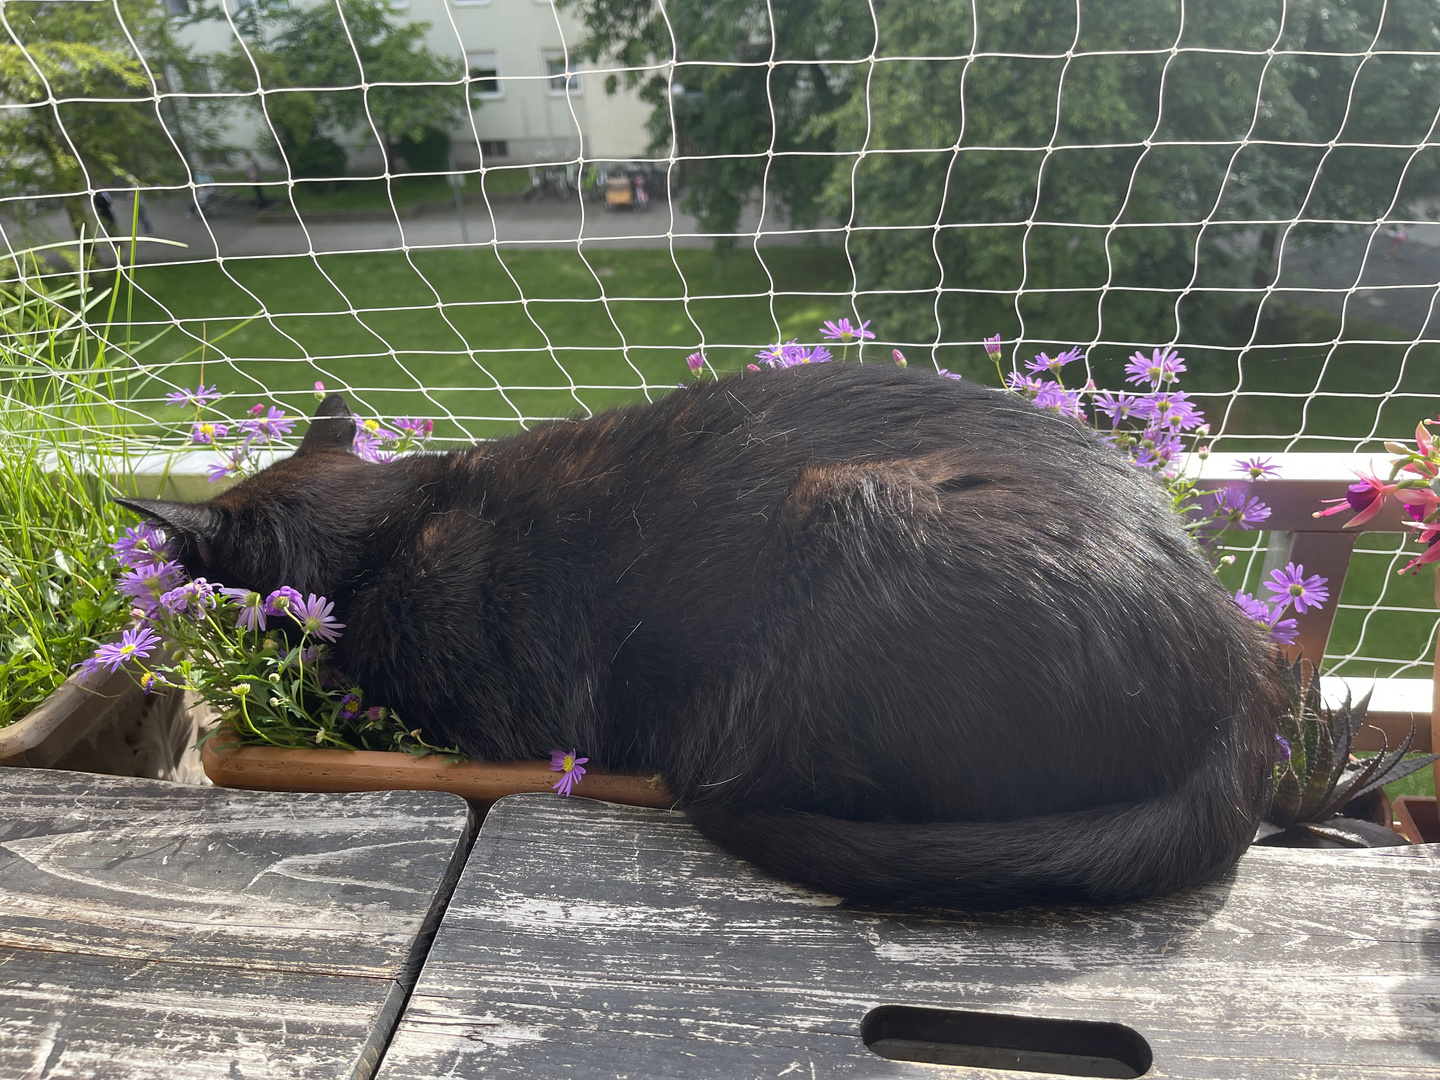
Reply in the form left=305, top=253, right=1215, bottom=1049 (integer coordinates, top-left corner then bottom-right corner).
left=210, top=0, right=464, bottom=173
left=564, top=0, right=1440, bottom=361
left=0, top=0, right=212, bottom=235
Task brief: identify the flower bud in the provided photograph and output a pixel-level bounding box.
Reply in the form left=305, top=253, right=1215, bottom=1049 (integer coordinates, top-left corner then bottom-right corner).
left=892, top=349, right=906, bottom=367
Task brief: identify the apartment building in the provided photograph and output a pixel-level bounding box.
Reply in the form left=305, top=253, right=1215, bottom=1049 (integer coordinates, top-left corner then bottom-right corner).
left=175, top=0, right=653, bottom=170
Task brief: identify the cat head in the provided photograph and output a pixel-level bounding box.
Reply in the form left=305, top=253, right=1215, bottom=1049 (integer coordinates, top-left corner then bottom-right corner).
left=115, top=393, right=374, bottom=597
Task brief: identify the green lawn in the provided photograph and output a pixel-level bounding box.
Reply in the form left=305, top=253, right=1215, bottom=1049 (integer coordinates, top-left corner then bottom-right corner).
left=122, top=245, right=858, bottom=440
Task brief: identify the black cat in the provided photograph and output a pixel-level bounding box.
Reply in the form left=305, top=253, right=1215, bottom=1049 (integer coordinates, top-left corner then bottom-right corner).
left=121, top=362, right=1283, bottom=909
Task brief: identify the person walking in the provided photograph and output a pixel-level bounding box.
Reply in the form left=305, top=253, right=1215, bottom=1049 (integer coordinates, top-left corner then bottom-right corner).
left=245, top=153, right=271, bottom=210
left=92, top=189, right=116, bottom=231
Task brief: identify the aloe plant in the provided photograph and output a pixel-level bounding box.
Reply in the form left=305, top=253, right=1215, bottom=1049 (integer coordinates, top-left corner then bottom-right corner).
left=1258, top=657, right=1438, bottom=847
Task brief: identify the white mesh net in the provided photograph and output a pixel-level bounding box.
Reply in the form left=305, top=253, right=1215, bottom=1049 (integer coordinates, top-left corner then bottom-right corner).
left=3, top=0, right=1440, bottom=679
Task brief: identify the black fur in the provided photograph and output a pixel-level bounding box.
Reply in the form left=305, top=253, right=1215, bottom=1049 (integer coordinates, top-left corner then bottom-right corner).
left=125, top=364, right=1284, bottom=909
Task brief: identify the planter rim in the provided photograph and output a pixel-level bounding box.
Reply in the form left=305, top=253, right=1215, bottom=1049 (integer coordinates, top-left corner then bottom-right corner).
left=0, top=665, right=133, bottom=762
left=201, top=727, right=676, bottom=808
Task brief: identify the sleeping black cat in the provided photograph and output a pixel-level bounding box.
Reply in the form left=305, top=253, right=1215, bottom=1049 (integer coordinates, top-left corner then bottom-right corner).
left=121, top=362, right=1283, bottom=910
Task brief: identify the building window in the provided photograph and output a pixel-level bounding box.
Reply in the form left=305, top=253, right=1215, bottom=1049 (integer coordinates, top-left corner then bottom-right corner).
left=163, top=0, right=190, bottom=15
left=467, top=52, right=501, bottom=100
left=542, top=49, right=581, bottom=95
left=480, top=141, right=509, bottom=159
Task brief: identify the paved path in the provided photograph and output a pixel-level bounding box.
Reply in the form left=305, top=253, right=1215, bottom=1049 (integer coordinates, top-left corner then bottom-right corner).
left=17, top=191, right=822, bottom=266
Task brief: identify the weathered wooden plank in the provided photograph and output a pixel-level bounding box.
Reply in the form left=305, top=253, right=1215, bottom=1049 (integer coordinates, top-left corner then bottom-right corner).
left=0, top=948, right=402, bottom=1080
left=377, top=796, right=1440, bottom=1080
left=0, top=768, right=475, bottom=1080
left=0, top=769, right=473, bottom=978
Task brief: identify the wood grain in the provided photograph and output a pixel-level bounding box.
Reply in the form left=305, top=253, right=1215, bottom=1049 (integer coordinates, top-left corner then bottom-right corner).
left=377, top=796, right=1440, bottom=1080
left=0, top=768, right=474, bottom=1079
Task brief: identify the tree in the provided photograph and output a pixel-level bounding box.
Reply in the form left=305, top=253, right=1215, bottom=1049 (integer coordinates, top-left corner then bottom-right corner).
left=213, top=0, right=464, bottom=175
left=0, top=0, right=213, bottom=237
left=565, top=0, right=1440, bottom=364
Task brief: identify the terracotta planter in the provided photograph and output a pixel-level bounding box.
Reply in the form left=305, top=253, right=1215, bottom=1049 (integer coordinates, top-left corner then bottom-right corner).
left=201, top=727, right=675, bottom=812
left=1394, top=796, right=1439, bottom=844
left=0, top=664, right=200, bottom=780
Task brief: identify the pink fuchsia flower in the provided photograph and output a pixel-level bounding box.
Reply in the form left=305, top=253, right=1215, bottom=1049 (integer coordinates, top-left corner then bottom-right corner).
left=92, top=626, right=160, bottom=673
left=190, top=421, right=229, bottom=445
left=550, top=749, right=589, bottom=796
left=112, top=523, right=169, bottom=569
left=1236, top=456, right=1280, bottom=480
left=983, top=334, right=1003, bottom=359
left=1400, top=518, right=1440, bottom=574
left=166, top=383, right=220, bottom=408
left=1124, top=346, right=1186, bottom=388
left=291, top=593, right=345, bottom=642
left=1264, top=562, right=1330, bottom=614
left=819, top=318, right=874, bottom=343
left=892, top=349, right=907, bottom=367
left=1313, top=471, right=1400, bottom=527
left=686, top=351, right=706, bottom=374
left=1024, top=346, right=1083, bottom=376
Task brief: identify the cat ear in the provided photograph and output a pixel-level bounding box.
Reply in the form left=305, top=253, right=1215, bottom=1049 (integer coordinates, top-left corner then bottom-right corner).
left=113, top=497, right=223, bottom=550
left=297, top=393, right=356, bottom=456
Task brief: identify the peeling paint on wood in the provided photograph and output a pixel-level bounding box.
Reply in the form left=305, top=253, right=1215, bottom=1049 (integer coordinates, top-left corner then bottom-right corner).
left=377, top=795, right=1440, bottom=1080
left=0, top=768, right=474, bottom=1080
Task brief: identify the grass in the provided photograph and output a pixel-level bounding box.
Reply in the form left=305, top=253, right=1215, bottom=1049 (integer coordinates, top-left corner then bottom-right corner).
left=122, top=245, right=857, bottom=440
left=0, top=255, right=145, bottom=726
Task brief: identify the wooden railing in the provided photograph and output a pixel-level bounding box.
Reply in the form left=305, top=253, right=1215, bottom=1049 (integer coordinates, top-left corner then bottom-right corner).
left=1196, top=452, right=1436, bottom=754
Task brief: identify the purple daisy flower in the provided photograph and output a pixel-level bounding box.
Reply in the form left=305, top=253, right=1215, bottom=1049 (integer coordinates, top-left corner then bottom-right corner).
left=819, top=318, right=875, bottom=343
left=159, top=577, right=219, bottom=619
left=1264, top=562, right=1330, bottom=614
left=550, top=749, right=589, bottom=796
left=1093, top=390, right=1140, bottom=428
left=753, top=342, right=787, bottom=367
left=1275, top=734, right=1292, bottom=762
left=208, top=445, right=248, bottom=484
left=291, top=593, right=345, bottom=642
left=937, top=368, right=962, bottom=380
left=191, top=421, right=230, bottom=446
left=1004, top=372, right=1044, bottom=395
left=1124, top=346, right=1187, bottom=388
left=1233, top=590, right=1272, bottom=622
left=983, top=334, right=1003, bottom=359
left=393, top=417, right=434, bottom=439
left=1267, top=613, right=1299, bottom=645
left=1236, top=456, right=1280, bottom=480
left=1024, top=346, right=1083, bottom=376
left=264, top=586, right=305, bottom=619
left=119, top=560, right=185, bottom=615
left=339, top=691, right=363, bottom=720
left=221, top=587, right=266, bottom=631
left=92, top=626, right=160, bottom=673
left=1032, top=381, right=1085, bottom=420
left=1139, top=390, right=1203, bottom=431
left=112, top=523, right=169, bottom=569
left=1213, top=486, right=1272, bottom=529
left=166, top=383, right=220, bottom=408
left=242, top=406, right=295, bottom=443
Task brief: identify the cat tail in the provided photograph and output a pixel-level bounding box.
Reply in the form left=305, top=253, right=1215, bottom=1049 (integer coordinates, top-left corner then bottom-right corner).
left=682, top=763, right=1264, bottom=910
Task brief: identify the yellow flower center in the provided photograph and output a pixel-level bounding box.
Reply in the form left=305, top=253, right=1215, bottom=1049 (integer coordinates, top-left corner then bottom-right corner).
left=364, top=419, right=380, bottom=433
left=562, top=754, right=575, bottom=772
